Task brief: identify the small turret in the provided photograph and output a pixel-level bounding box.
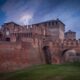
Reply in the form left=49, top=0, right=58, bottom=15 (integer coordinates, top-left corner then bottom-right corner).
left=65, top=30, right=76, bottom=40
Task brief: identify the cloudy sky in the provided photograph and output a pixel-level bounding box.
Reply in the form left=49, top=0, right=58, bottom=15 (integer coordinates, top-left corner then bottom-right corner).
left=0, top=0, right=80, bottom=38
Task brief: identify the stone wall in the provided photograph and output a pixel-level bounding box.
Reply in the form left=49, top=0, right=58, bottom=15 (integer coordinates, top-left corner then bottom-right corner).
left=0, top=42, right=44, bottom=72
left=0, top=39, right=80, bottom=72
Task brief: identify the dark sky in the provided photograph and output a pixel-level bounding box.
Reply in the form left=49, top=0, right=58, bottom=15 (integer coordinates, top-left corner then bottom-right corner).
left=0, top=0, right=80, bottom=38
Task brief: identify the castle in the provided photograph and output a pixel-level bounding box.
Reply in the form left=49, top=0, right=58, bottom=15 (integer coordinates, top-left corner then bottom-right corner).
left=0, top=19, right=80, bottom=72
left=0, top=19, right=76, bottom=42
left=0, top=19, right=65, bottom=42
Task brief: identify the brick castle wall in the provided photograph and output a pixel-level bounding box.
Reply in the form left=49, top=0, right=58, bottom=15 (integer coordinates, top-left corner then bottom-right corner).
left=0, top=42, right=45, bottom=72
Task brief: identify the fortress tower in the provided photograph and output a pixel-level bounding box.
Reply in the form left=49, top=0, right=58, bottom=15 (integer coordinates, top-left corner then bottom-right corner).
left=65, top=30, right=76, bottom=40
left=32, top=19, right=65, bottom=41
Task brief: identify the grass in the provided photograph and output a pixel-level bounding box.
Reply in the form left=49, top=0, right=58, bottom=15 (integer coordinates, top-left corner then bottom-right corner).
left=0, top=62, right=80, bottom=80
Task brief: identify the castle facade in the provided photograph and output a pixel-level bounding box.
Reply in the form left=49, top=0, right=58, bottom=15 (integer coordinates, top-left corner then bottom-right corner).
left=0, top=19, right=80, bottom=72
left=0, top=19, right=77, bottom=43
left=0, top=19, right=66, bottom=42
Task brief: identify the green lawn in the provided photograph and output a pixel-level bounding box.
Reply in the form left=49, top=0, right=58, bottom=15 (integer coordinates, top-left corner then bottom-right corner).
left=0, top=63, right=80, bottom=80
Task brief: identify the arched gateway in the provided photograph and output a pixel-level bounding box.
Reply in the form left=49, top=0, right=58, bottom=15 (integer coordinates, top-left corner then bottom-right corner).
left=61, top=49, right=77, bottom=62
left=43, top=46, right=51, bottom=64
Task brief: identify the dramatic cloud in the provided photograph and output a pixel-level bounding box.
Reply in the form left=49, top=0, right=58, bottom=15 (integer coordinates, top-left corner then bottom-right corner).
left=1, top=0, right=42, bottom=25
left=0, top=0, right=80, bottom=38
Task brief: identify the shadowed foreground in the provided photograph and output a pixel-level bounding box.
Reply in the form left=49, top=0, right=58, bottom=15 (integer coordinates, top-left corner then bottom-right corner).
left=0, top=63, right=80, bottom=80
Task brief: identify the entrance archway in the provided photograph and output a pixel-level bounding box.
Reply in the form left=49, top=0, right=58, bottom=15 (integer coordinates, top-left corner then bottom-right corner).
left=62, top=49, right=76, bottom=62
left=0, top=32, right=3, bottom=40
left=62, top=49, right=69, bottom=56
left=43, top=46, right=51, bottom=64
left=6, top=37, right=10, bottom=41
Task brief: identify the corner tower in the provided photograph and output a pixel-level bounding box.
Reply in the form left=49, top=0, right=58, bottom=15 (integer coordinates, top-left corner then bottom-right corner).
left=65, top=30, right=76, bottom=40
left=44, top=19, right=65, bottom=41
